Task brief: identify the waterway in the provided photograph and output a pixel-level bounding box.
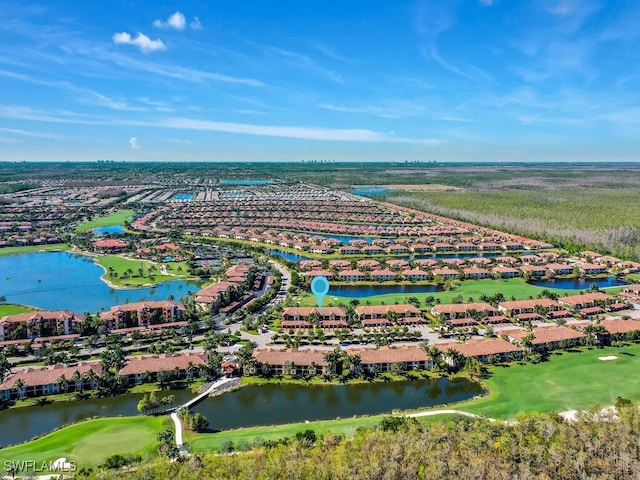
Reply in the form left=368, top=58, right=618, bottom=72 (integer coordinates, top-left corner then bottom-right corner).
left=327, top=284, right=442, bottom=298
left=1, top=252, right=201, bottom=313
left=192, top=379, right=483, bottom=430
left=530, top=277, right=629, bottom=290
left=0, top=378, right=482, bottom=447
left=0, top=389, right=192, bottom=447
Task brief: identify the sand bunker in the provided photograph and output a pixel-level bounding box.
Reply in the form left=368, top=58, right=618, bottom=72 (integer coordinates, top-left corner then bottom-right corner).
left=598, top=356, right=618, bottom=361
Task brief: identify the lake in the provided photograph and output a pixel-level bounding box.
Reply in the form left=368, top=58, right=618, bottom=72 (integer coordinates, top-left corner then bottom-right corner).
left=351, top=186, right=393, bottom=196
left=192, top=379, right=483, bottom=430
left=1, top=252, right=201, bottom=313
left=327, top=284, right=442, bottom=298
left=530, top=277, right=629, bottom=290
left=93, top=225, right=125, bottom=235
left=0, top=377, right=482, bottom=447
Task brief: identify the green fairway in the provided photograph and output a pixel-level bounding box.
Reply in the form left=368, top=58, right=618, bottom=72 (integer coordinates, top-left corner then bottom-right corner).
left=298, top=278, right=580, bottom=307
left=460, top=344, right=640, bottom=419
left=184, top=411, right=466, bottom=453
left=0, top=243, right=72, bottom=257
left=76, top=210, right=135, bottom=232
left=0, top=416, right=170, bottom=470
left=0, top=304, right=34, bottom=317
left=96, top=255, right=184, bottom=287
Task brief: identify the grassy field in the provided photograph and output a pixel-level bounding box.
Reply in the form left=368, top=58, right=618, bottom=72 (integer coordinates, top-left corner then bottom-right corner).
left=0, top=416, right=170, bottom=470
left=0, top=304, right=34, bottom=317
left=96, top=255, right=184, bottom=287
left=0, top=243, right=72, bottom=257
left=461, top=344, right=640, bottom=419
left=76, top=210, right=135, bottom=232
left=297, top=278, right=581, bottom=307
left=184, top=411, right=464, bottom=454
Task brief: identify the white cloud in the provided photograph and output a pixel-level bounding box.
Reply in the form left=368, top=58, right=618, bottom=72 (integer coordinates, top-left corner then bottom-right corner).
left=112, top=32, right=166, bottom=54
left=153, top=12, right=187, bottom=30
left=190, top=17, right=203, bottom=30
left=129, top=136, right=140, bottom=149
left=157, top=117, right=441, bottom=145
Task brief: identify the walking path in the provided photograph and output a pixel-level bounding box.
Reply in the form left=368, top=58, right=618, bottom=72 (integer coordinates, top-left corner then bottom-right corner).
left=172, top=376, right=241, bottom=455
left=406, top=409, right=488, bottom=420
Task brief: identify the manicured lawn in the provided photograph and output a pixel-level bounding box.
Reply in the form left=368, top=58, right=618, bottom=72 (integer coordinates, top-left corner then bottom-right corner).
left=0, top=243, right=72, bottom=257
left=297, top=278, right=579, bottom=307
left=96, top=255, right=181, bottom=287
left=460, top=344, right=640, bottom=419
left=0, top=303, right=34, bottom=317
left=0, top=416, right=170, bottom=470
left=76, top=210, right=135, bottom=232
left=184, top=411, right=466, bottom=453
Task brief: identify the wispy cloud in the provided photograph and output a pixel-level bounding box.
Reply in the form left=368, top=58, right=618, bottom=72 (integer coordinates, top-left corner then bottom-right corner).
left=156, top=117, right=440, bottom=144
left=112, top=32, right=166, bottom=54
left=100, top=51, right=265, bottom=87
left=264, top=46, right=344, bottom=84
left=0, top=127, right=62, bottom=139
left=0, top=104, right=441, bottom=145
left=129, top=136, right=140, bottom=149
left=317, top=101, right=425, bottom=119
left=190, top=17, right=203, bottom=30
left=153, top=12, right=186, bottom=30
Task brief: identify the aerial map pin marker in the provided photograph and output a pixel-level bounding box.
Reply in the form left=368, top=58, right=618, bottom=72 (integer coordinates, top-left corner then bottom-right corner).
left=310, top=276, right=330, bottom=308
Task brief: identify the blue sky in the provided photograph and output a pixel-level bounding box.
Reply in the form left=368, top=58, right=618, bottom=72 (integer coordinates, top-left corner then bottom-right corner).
left=1, top=0, right=640, bottom=162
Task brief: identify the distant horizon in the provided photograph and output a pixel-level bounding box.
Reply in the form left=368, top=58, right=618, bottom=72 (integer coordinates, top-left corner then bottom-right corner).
left=2, top=159, right=640, bottom=165
left=2, top=1, right=640, bottom=162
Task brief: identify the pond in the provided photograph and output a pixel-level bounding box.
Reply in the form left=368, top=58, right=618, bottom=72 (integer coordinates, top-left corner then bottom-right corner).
left=268, top=249, right=312, bottom=262
left=192, top=378, right=483, bottom=430
left=350, top=186, right=393, bottom=196
left=326, top=284, right=442, bottom=298
left=174, top=193, right=194, bottom=201
left=93, top=225, right=125, bottom=235
left=1, top=252, right=201, bottom=313
left=0, top=389, right=193, bottom=447
left=530, top=277, right=629, bottom=290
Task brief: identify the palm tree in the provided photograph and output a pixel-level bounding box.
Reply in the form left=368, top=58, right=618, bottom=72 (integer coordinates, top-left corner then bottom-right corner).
left=71, top=370, right=82, bottom=392
left=324, top=347, right=343, bottom=376
left=57, top=374, right=69, bottom=394
left=348, top=354, right=361, bottom=376
left=445, top=348, right=465, bottom=372
left=14, top=378, right=26, bottom=399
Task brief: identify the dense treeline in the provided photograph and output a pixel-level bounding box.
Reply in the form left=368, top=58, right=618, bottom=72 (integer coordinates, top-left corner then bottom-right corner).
left=388, top=189, right=640, bottom=260
left=76, top=411, right=640, bottom=479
